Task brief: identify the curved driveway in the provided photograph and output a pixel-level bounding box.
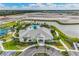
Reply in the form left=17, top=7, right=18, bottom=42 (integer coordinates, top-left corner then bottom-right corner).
left=20, top=46, right=62, bottom=56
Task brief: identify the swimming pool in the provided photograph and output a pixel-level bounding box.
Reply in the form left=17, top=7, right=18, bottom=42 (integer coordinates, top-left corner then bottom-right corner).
left=31, top=24, right=40, bottom=30
left=0, top=29, right=8, bottom=36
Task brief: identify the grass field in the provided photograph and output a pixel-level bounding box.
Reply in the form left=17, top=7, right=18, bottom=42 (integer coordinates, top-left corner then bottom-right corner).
left=0, top=21, right=17, bottom=28
left=3, top=40, right=29, bottom=50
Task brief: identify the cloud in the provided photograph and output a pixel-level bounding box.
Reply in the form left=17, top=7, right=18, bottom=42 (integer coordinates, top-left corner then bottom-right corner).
left=0, top=3, right=79, bottom=10
left=0, top=3, right=6, bottom=10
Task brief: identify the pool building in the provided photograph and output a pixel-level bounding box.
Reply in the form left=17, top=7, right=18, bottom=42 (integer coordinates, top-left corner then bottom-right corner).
left=19, top=24, right=53, bottom=44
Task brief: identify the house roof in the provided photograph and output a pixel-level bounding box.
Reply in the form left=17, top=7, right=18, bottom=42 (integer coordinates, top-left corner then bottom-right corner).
left=19, top=26, right=53, bottom=40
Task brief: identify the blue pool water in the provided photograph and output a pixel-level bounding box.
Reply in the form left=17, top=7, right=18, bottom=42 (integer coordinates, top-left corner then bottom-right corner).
left=0, top=29, right=8, bottom=36
left=32, top=24, right=40, bottom=29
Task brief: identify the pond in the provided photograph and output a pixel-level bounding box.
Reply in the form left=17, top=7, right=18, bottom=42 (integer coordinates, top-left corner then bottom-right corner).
left=0, top=29, right=8, bottom=36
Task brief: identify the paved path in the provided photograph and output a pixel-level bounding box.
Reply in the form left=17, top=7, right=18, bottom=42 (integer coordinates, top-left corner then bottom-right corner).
left=59, top=39, right=69, bottom=51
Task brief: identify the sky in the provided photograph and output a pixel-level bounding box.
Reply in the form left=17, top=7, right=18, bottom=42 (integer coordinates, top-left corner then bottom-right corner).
left=0, top=3, right=79, bottom=10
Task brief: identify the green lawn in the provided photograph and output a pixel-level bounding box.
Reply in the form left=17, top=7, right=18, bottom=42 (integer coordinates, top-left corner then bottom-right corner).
left=0, top=51, right=3, bottom=54
left=51, top=30, right=59, bottom=40
left=0, top=21, right=17, bottom=28
left=61, top=51, right=69, bottom=56
left=3, top=40, right=29, bottom=50
left=51, top=26, right=68, bottom=39
left=1, top=33, right=13, bottom=41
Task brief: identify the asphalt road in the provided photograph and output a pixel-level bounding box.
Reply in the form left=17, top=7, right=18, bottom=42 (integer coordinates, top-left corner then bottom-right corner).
left=20, top=46, right=62, bottom=56
left=68, top=51, right=79, bottom=56
left=0, top=51, right=16, bottom=56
